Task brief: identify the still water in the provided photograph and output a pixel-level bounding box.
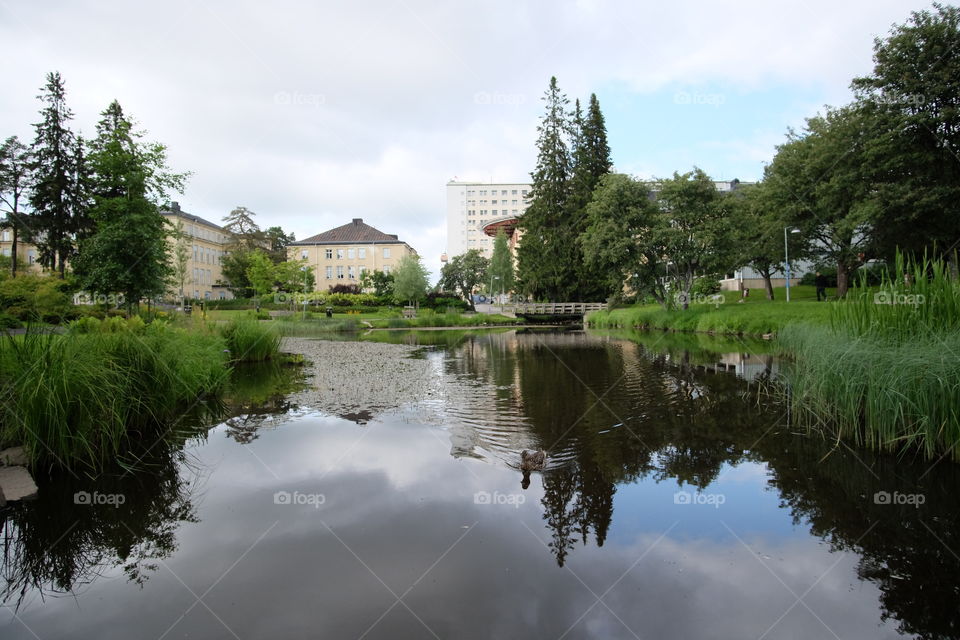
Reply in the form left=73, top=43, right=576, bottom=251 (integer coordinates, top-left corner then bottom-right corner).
left=2, top=329, right=958, bottom=639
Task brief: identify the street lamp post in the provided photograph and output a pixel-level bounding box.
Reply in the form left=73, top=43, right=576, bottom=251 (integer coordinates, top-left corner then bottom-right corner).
left=489, top=274, right=500, bottom=305
left=784, top=227, right=801, bottom=302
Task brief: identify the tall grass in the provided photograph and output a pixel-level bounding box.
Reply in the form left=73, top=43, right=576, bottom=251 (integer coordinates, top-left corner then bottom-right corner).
left=587, top=302, right=831, bottom=335
left=0, top=321, right=228, bottom=471
left=219, top=316, right=281, bottom=362
left=780, top=252, right=960, bottom=459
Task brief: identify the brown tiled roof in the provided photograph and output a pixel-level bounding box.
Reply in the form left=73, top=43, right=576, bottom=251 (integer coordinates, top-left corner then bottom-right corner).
left=291, top=218, right=404, bottom=245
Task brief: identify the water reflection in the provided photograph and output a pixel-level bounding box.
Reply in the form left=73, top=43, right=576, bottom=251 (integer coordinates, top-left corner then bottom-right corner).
left=1, top=330, right=958, bottom=639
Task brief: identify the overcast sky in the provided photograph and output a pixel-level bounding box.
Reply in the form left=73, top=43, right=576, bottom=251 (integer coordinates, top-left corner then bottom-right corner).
left=0, top=0, right=926, bottom=279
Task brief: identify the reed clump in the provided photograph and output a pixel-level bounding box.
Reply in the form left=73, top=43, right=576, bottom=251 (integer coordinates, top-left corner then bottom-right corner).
left=0, top=319, right=229, bottom=471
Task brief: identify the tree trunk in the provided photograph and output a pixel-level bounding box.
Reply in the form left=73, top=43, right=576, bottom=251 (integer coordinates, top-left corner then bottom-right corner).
left=836, top=260, right=851, bottom=298
left=10, top=224, right=17, bottom=278
left=759, top=267, right=775, bottom=300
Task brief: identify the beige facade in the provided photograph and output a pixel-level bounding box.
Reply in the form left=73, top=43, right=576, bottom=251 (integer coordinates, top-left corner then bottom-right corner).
left=289, top=218, right=417, bottom=290
left=162, top=203, right=233, bottom=301
left=0, top=228, right=42, bottom=273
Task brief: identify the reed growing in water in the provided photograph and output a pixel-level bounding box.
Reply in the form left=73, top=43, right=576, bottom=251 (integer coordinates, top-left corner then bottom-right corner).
left=780, top=253, right=960, bottom=459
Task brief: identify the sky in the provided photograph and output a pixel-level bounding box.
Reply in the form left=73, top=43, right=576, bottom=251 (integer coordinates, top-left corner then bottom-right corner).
left=0, top=0, right=929, bottom=279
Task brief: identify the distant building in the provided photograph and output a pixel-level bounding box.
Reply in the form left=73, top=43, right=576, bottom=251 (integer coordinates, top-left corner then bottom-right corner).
left=161, top=202, right=233, bottom=301
left=446, top=181, right=532, bottom=258
left=0, top=225, right=41, bottom=273
left=288, top=218, right=417, bottom=289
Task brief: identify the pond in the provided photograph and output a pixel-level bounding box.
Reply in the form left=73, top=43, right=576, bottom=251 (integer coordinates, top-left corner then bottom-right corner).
left=2, top=329, right=958, bottom=639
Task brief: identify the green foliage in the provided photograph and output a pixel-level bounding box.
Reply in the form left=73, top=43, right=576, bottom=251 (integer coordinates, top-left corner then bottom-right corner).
left=691, top=277, right=721, bottom=296
left=439, top=249, right=489, bottom=309
left=72, top=100, right=184, bottom=308
left=0, top=273, right=78, bottom=322
left=392, top=254, right=429, bottom=305
left=0, top=324, right=228, bottom=471
left=28, top=72, right=87, bottom=276
left=851, top=3, right=960, bottom=260
left=360, top=269, right=394, bottom=297
left=246, top=249, right=275, bottom=296
left=0, top=135, right=33, bottom=279
left=220, top=206, right=265, bottom=297
left=219, top=315, right=281, bottom=362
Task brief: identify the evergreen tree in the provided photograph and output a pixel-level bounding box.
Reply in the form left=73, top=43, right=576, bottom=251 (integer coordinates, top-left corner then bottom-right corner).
left=72, top=100, right=186, bottom=309
left=488, top=229, right=515, bottom=297
left=517, top=77, right=573, bottom=301
left=0, top=136, right=33, bottom=278
left=568, top=92, right=612, bottom=301
left=29, top=72, right=82, bottom=276
left=221, top=206, right=265, bottom=297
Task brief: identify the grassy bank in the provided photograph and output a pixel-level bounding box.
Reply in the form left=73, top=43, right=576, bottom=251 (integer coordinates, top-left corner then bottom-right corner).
left=588, top=288, right=831, bottom=336
left=0, top=315, right=281, bottom=471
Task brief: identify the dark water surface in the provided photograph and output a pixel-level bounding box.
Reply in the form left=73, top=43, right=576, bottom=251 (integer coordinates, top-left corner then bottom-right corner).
left=2, top=329, right=959, bottom=639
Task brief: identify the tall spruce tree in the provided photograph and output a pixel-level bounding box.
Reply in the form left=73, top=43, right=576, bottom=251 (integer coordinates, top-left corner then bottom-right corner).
left=568, top=93, right=612, bottom=301
left=29, top=72, right=82, bottom=276
left=73, top=100, right=185, bottom=308
left=517, top=77, right=573, bottom=300
left=0, top=136, right=33, bottom=277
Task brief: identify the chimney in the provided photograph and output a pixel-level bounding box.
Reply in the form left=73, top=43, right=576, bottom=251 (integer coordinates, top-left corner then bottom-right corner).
left=170, top=201, right=181, bottom=212
left=352, top=218, right=362, bottom=225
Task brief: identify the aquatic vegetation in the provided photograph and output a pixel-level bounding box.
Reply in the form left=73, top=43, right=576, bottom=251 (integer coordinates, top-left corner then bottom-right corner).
left=219, top=316, right=282, bottom=362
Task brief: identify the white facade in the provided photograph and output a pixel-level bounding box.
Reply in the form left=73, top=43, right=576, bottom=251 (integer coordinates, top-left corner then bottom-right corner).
left=445, top=180, right=531, bottom=258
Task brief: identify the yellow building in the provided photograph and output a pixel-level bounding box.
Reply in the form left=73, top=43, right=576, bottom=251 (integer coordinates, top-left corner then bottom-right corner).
left=289, top=218, right=417, bottom=289
left=161, top=202, right=233, bottom=300
left=0, top=227, right=42, bottom=273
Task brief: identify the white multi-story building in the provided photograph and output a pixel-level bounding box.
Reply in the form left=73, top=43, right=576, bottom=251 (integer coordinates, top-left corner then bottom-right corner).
left=445, top=180, right=532, bottom=258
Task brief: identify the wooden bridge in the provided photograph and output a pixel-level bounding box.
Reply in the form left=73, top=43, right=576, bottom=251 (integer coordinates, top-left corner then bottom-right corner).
left=502, top=302, right=608, bottom=319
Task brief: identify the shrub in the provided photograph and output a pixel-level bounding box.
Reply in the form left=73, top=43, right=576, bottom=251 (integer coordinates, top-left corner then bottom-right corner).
left=0, top=313, right=22, bottom=330
left=219, top=317, right=281, bottom=362
left=691, top=277, right=721, bottom=296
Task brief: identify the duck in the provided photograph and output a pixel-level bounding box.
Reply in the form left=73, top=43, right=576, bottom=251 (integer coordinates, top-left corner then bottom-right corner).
left=520, top=449, right=546, bottom=472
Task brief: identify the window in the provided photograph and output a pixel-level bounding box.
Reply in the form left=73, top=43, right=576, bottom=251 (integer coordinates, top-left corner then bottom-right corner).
left=348, top=266, right=355, bottom=279
left=348, top=248, right=355, bottom=259
left=193, top=245, right=198, bottom=261
left=521, top=190, right=528, bottom=196
left=301, top=250, right=308, bottom=259
left=219, top=292, right=226, bottom=300
left=27, top=250, right=35, bottom=264
left=204, top=291, right=211, bottom=300
left=1, top=230, right=8, bottom=241
left=479, top=190, right=487, bottom=196
left=501, top=190, right=507, bottom=195
left=336, top=266, right=344, bottom=279
left=325, top=266, right=333, bottom=279
left=0, top=248, right=8, bottom=257
left=358, top=248, right=366, bottom=259
left=382, top=247, right=391, bottom=259
left=491, top=200, right=497, bottom=204
left=383, top=266, right=391, bottom=275
left=325, top=249, right=333, bottom=259
left=512, top=189, right=517, bottom=195
left=336, top=249, right=344, bottom=259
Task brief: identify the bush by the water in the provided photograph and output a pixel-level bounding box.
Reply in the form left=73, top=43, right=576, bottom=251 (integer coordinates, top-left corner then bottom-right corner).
left=219, top=315, right=281, bottom=362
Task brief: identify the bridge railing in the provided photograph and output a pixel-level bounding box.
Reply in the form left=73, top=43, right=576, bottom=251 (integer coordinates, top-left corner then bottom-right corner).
left=503, top=302, right=608, bottom=316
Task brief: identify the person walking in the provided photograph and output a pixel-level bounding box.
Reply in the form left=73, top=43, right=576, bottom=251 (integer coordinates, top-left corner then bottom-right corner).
left=815, top=271, right=828, bottom=302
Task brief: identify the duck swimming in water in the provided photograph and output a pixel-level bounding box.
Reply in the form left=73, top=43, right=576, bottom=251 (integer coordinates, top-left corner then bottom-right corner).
left=520, top=450, right=546, bottom=489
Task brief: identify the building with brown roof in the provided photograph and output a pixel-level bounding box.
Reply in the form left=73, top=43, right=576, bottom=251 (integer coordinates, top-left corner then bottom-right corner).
left=288, top=218, right=417, bottom=288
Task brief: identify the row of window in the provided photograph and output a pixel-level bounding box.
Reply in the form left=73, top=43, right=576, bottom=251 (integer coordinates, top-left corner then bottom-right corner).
left=323, top=265, right=392, bottom=279
left=193, top=290, right=228, bottom=300
left=468, top=200, right=522, bottom=206
left=302, top=247, right=391, bottom=260
left=467, top=210, right=519, bottom=217
left=186, top=225, right=226, bottom=245
left=194, top=245, right=223, bottom=265
left=0, top=247, right=36, bottom=263
left=193, top=268, right=213, bottom=285
left=466, top=189, right=528, bottom=197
